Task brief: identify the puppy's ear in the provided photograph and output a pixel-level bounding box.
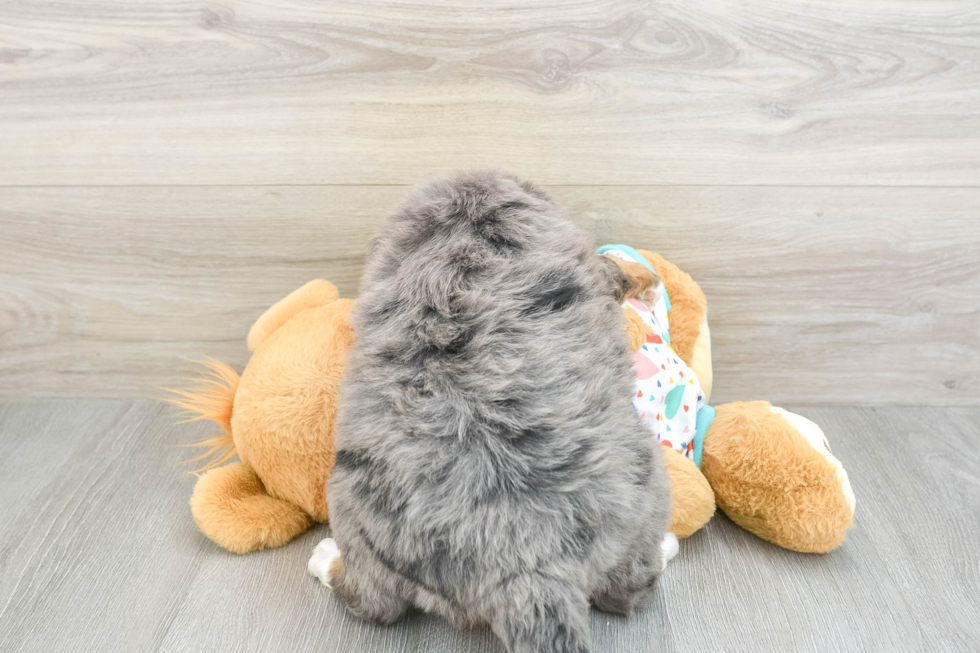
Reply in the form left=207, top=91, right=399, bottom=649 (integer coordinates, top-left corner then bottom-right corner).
left=599, top=254, right=659, bottom=303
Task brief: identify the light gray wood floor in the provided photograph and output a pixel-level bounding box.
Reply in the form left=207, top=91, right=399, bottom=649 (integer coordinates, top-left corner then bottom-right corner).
left=1, top=400, right=977, bottom=652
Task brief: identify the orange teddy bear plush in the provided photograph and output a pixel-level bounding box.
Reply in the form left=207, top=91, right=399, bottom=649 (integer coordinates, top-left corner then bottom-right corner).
left=607, top=247, right=855, bottom=552
left=175, top=254, right=854, bottom=555
left=172, top=280, right=353, bottom=553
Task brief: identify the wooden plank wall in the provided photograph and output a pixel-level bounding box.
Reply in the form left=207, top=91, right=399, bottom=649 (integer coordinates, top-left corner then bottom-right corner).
left=1, top=1, right=978, bottom=404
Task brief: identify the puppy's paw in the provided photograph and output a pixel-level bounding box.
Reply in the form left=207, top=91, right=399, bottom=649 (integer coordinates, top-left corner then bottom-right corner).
left=661, top=533, right=679, bottom=570
left=308, top=537, right=341, bottom=588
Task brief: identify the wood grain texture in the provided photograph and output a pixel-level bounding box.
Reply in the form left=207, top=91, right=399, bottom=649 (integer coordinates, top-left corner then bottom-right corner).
left=2, top=185, right=978, bottom=404
left=1, top=0, right=979, bottom=186
left=0, top=401, right=977, bottom=651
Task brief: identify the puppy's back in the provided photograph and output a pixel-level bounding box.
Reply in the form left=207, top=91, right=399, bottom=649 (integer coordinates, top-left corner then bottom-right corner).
left=329, top=171, right=669, bottom=652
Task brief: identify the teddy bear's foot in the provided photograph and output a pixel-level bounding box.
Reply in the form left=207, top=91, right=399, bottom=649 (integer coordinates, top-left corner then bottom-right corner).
left=190, top=461, right=313, bottom=554
left=309, top=537, right=342, bottom=588
left=661, top=446, right=716, bottom=538
left=701, top=401, right=855, bottom=553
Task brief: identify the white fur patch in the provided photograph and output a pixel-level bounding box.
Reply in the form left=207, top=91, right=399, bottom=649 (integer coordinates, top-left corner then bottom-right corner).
left=308, top=537, right=341, bottom=588
left=661, top=532, right=679, bottom=570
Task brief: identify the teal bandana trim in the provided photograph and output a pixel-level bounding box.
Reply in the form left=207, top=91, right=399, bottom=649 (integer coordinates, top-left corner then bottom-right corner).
left=693, top=405, right=715, bottom=468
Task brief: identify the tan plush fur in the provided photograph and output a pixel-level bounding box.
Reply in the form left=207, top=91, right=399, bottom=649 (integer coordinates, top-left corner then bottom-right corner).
left=689, top=317, right=713, bottom=404
left=247, top=279, right=340, bottom=351
left=233, top=298, right=355, bottom=522
left=190, top=461, right=313, bottom=554
left=176, top=280, right=353, bottom=553
left=661, top=447, right=716, bottom=538
left=700, top=401, right=854, bottom=553
left=622, top=306, right=652, bottom=353
left=635, top=250, right=713, bottom=400
left=635, top=250, right=707, bottom=366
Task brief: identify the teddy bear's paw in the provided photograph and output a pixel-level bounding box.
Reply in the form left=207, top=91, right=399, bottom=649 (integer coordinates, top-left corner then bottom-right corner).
left=769, top=406, right=856, bottom=514
left=308, top=537, right=341, bottom=588
left=702, top=401, right=856, bottom=552
left=661, top=532, right=679, bottom=570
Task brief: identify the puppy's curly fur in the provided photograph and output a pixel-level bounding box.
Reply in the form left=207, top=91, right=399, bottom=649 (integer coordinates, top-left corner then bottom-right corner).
left=327, top=171, right=671, bottom=653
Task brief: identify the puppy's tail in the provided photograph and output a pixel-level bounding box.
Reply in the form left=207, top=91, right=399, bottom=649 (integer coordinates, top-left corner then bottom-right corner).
left=491, top=575, right=591, bottom=653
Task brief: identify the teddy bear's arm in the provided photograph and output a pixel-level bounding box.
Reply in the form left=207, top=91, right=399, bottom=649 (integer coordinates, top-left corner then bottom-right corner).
left=621, top=306, right=652, bottom=353
left=636, top=250, right=713, bottom=402
left=689, top=320, right=713, bottom=403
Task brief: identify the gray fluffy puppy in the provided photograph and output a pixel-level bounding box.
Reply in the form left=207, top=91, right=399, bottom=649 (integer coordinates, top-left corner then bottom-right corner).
left=313, top=171, right=672, bottom=653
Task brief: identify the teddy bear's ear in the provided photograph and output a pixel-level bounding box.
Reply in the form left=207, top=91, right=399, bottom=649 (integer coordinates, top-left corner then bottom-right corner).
left=247, top=280, right=340, bottom=352
left=599, top=254, right=660, bottom=303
